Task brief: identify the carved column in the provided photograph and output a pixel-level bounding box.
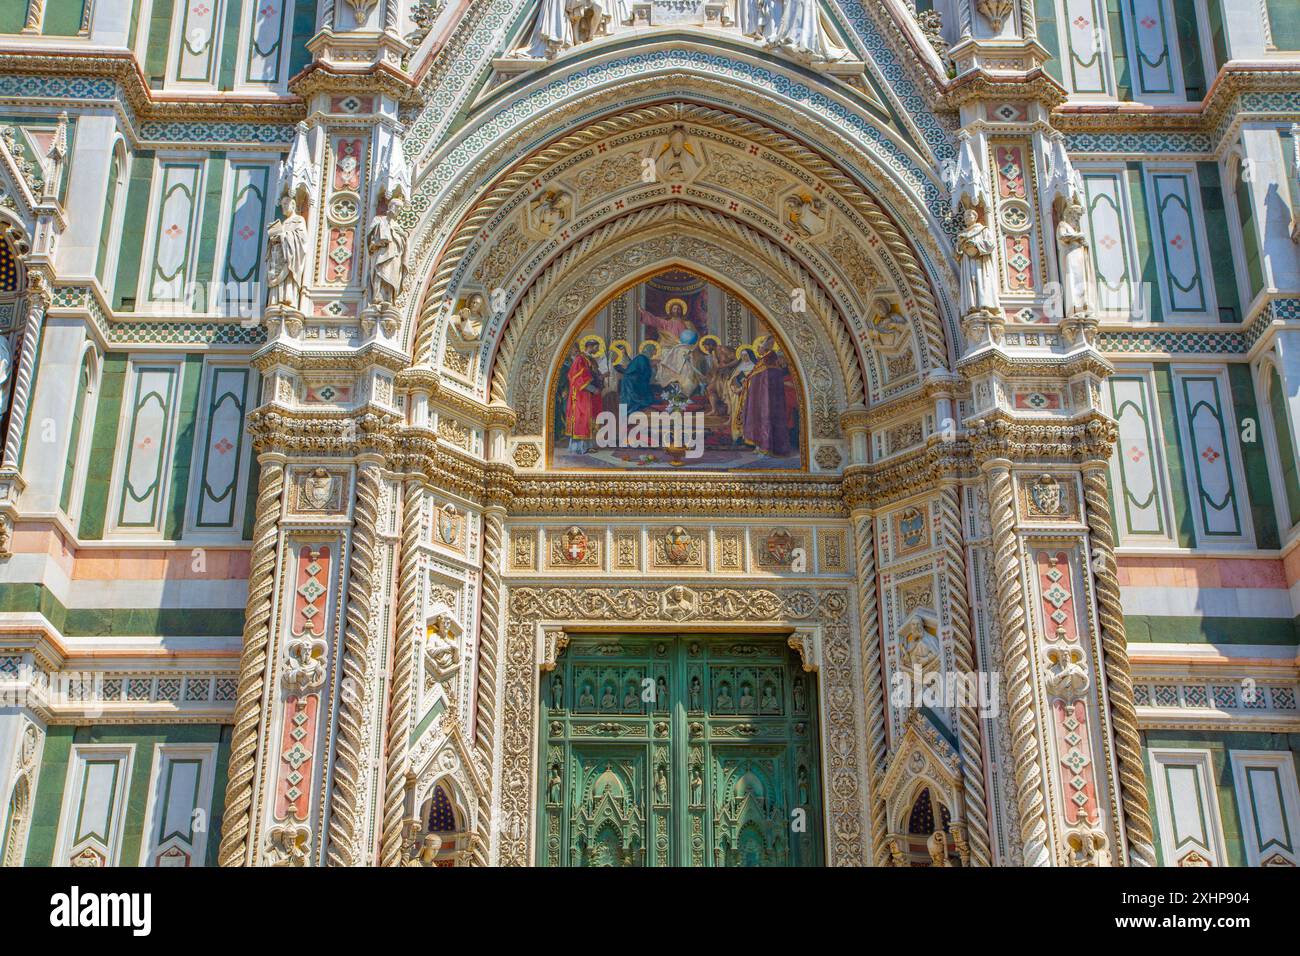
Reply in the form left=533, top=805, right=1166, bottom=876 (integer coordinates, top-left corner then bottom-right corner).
left=938, top=484, right=992, bottom=867
left=1081, top=460, right=1156, bottom=866
left=982, top=459, right=1051, bottom=866
left=475, top=505, right=505, bottom=763
left=0, top=274, right=50, bottom=471
left=327, top=459, right=383, bottom=866
left=218, top=456, right=286, bottom=866
left=380, top=477, right=424, bottom=866
left=850, top=509, right=890, bottom=866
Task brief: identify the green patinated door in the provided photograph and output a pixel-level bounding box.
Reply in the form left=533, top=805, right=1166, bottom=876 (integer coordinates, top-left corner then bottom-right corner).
left=538, top=634, right=823, bottom=867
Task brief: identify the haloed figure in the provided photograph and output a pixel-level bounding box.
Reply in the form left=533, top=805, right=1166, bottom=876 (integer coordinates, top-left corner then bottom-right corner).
left=565, top=340, right=604, bottom=454
left=741, top=336, right=793, bottom=456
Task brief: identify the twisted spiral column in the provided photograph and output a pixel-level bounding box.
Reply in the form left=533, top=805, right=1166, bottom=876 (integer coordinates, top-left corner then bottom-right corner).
left=474, top=508, right=505, bottom=761
left=851, top=511, right=890, bottom=866
left=380, top=478, right=423, bottom=866
left=939, top=485, right=992, bottom=867
left=1, top=284, right=49, bottom=471
left=1082, top=463, right=1157, bottom=867
left=327, top=462, right=381, bottom=866
left=218, top=457, right=284, bottom=867
left=984, top=462, right=1051, bottom=866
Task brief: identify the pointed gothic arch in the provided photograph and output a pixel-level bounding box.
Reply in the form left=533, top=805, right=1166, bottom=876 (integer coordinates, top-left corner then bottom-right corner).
left=405, top=97, right=961, bottom=423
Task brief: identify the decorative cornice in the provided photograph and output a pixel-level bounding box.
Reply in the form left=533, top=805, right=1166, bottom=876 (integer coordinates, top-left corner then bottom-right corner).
left=289, top=59, right=424, bottom=107
left=941, top=67, right=1068, bottom=111
left=0, top=49, right=305, bottom=124
left=1053, top=63, right=1300, bottom=135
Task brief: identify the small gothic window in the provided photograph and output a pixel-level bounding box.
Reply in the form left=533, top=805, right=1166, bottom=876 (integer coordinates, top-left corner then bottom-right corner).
left=0, top=238, right=18, bottom=294
left=428, top=783, right=460, bottom=834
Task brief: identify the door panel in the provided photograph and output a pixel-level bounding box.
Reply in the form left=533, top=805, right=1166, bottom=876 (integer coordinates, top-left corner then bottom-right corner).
left=539, top=634, right=822, bottom=866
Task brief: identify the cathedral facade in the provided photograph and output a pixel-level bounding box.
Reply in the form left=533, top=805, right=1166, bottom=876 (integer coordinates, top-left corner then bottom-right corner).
left=0, top=0, right=1298, bottom=868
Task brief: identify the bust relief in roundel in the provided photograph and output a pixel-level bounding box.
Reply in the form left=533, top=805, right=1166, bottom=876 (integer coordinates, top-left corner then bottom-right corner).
left=550, top=269, right=805, bottom=471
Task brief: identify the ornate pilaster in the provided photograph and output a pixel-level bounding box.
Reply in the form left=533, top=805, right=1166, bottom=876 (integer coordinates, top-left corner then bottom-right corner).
left=983, top=458, right=1051, bottom=866
left=851, top=509, right=890, bottom=867
left=327, top=460, right=382, bottom=866
left=1081, top=461, right=1156, bottom=867
left=218, top=456, right=286, bottom=867
left=0, top=272, right=50, bottom=472
left=380, top=477, right=424, bottom=866
left=939, top=484, right=992, bottom=867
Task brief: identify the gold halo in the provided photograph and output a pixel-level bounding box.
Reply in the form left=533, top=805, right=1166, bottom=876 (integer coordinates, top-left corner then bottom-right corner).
left=664, top=297, right=688, bottom=316
left=578, top=334, right=606, bottom=356
left=751, top=333, right=778, bottom=355
left=699, top=334, right=722, bottom=352
left=639, top=340, right=662, bottom=360
left=608, top=338, right=632, bottom=364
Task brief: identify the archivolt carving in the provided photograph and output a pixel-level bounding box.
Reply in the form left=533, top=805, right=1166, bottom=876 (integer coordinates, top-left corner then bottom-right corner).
left=488, top=209, right=857, bottom=437
left=410, top=101, right=955, bottom=377
left=497, top=585, right=866, bottom=866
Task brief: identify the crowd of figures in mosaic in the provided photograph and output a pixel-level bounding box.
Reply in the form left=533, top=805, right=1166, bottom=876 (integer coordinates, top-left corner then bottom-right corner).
left=0, top=0, right=1297, bottom=868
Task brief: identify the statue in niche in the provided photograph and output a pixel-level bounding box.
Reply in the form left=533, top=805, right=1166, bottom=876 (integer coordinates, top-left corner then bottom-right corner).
left=656, top=125, right=697, bottom=181
left=797, top=765, right=809, bottom=805
left=366, top=194, right=408, bottom=309
left=1055, top=193, right=1098, bottom=324
left=690, top=766, right=703, bottom=806
left=404, top=831, right=442, bottom=866
left=453, top=292, right=486, bottom=342
left=550, top=673, right=564, bottom=711
left=761, top=683, right=779, bottom=711
left=956, top=200, right=1001, bottom=319
left=688, top=675, right=702, bottom=711
left=738, top=683, right=755, bottom=710
left=578, top=683, right=595, bottom=708
left=266, top=192, right=308, bottom=311
left=0, top=332, right=11, bottom=416
left=548, top=763, right=563, bottom=804
left=793, top=676, right=806, bottom=711
left=601, top=684, right=617, bottom=709
left=623, top=682, right=640, bottom=710
left=655, top=675, right=668, bottom=708
left=654, top=764, right=668, bottom=804
left=715, top=681, right=733, bottom=710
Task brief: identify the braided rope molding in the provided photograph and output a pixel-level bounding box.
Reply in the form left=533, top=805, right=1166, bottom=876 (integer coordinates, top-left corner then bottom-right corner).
left=380, top=478, right=424, bottom=866
left=326, top=462, right=381, bottom=866
left=217, top=458, right=284, bottom=867
left=939, top=485, right=992, bottom=867
left=985, top=462, right=1051, bottom=866
left=474, top=509, right=505, bottom=761
left=852, top=511, right=891, bottom=866
left=491, top=202, right=861, bottom=411
left=411, top=102, right=952, bottom=374
left=1082, top=464, right=1157, bottom=867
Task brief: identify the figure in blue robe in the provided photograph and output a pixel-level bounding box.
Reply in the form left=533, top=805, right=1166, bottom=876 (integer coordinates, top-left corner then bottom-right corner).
left=619, top=344, right=658, bottom=415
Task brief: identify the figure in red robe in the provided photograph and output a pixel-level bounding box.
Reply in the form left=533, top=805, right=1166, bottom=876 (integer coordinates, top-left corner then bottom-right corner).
left=564, top=344, right=604, bottom=454
left=741, top=339, right=793, bottom=457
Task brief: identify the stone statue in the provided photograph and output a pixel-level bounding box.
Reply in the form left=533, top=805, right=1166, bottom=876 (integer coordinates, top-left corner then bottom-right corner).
left=512, top=0, right=614, bottom=58
left=265, top=193, right=308, bottom=311
left=454, top=292, right=486, bottom=342
left=1056, top=194, right=1097, bottom=321
left=956, top=202, right=1000, bottom=319
left=766, top=0, right=848, bottom=63
left=405, top=832, right=442, bottom=867
left=366, top=195, right=408, bottom=309
left=0, top=331, right=12, bottom=416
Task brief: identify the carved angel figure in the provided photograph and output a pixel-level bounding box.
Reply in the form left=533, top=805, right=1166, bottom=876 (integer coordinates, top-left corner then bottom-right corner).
left=454, top=293, right=486, bottom=342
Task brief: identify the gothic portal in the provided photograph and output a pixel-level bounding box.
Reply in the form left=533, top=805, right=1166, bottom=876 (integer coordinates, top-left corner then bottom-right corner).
left=0, top=0, right=1299, bottom=871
